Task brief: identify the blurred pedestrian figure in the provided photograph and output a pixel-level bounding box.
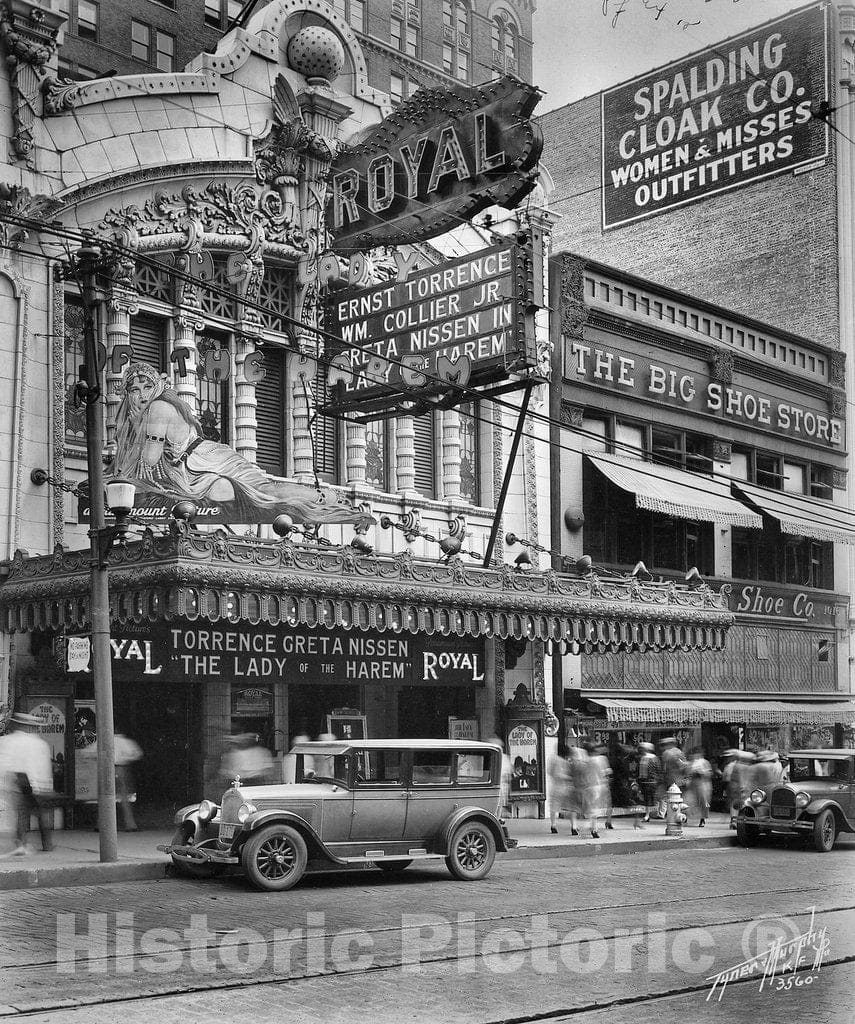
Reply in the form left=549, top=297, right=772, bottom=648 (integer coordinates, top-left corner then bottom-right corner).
left=591, top=744, right=614, bottom=830
left=727, top=751, right=755, bottom=826
left=220, top=733, right=274, bottom=785
left=114, top=733, right=143, bottom=832
left=687, top=749, right=712, bottom=827
left=578, top=743, right=604, bottom=839
left=565, top=745, right=587, bottom=836
left=489, top=736, right=513, bottom=817
left=547, top=744, right=572, bottom=834
left=637, top=742, right=661, bottom=823
left=0, top=711, right=54, bottom=855
left=658, top=737, right=687, bottom=818
left=752, top=750, right=782, bottom=789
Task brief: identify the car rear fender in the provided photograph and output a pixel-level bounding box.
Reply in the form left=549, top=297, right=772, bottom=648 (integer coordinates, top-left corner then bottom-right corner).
left=438, top=808, right=508, bottom=853
left=805, top=800, right=854, bottom=832
left=238, top=810, right=339, bottom=862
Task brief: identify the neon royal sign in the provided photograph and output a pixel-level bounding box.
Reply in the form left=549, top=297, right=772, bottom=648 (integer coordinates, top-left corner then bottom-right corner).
left=327, top=75, right=543, bottom=251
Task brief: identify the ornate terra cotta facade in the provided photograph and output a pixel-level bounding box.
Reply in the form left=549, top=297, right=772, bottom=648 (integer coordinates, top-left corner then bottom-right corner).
left=0, top=0, right=734, bottom=816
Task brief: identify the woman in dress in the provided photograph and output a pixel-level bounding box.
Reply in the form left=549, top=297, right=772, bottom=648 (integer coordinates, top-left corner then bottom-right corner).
left=111, top=362, right=369, bottom=526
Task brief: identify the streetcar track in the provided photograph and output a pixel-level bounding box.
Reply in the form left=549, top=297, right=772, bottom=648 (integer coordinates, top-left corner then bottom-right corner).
left=3, top=882, right=837, bottom=972
left=1, top=904, right=852, bottom=1015
left=478, top=955, right=855, bottom=1024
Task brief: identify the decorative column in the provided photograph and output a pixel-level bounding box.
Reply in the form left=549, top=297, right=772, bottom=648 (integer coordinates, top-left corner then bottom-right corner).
left=345, top=415, right=367, bottom=487
left=103, top=253, right=138, bottom=449
left=395, top=415, right=416, bottom=495
left=172, top=312, right=203, bottom=414
left=234, top=329, right=261, bottom=462
left=441, top=407, right=462, bottom=499
left=289, top=351, right=316, bottom=481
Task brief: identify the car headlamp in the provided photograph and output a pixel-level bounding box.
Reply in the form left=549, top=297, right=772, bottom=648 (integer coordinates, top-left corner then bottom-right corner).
left=198, top=799, right=217, bottom=822
left=749, top=789, right=766, bottom=805
left=795, top=792, right=811, bottom=809
left=237, top=802, right=257, bottom=823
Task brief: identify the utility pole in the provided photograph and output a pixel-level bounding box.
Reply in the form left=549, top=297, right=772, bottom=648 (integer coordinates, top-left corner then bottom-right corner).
left=78, top=236, right=119, bottom=862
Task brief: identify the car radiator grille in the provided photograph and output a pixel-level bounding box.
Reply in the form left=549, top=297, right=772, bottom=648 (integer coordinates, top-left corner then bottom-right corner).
left=770, top=788, right=796, bottom=820
left=219, top=790, right=244, bottom=840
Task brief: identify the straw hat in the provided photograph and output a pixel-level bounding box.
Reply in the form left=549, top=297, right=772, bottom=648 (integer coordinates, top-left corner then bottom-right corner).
left=11, top=711, right=41, bottom=727
left=639, top=742, right=655, bottom=753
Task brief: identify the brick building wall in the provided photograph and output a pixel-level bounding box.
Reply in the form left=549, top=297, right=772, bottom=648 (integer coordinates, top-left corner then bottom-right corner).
left=58, top=0, right=534, bottom=96
left=537, top=21, right=840, bottom=352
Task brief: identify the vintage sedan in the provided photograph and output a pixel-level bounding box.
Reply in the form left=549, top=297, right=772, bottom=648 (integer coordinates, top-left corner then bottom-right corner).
left=159, top=739, right=515, bottom=890
left=735, top=749, right=855, bottom=852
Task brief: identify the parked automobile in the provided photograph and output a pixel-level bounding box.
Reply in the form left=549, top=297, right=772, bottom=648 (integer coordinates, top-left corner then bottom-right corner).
left=735, top=749, right=855, bottom=852
left=159, top=739, right=515, bottom=890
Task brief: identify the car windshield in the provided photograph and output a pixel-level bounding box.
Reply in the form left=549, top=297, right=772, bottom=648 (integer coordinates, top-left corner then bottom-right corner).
left=788, top=757, right=851, bottom=783
left=296, top=752, right=350, bottom=786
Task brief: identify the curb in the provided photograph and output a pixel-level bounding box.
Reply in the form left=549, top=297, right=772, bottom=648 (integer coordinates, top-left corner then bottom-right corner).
left=0, top=860, right=167, bottom=892
left=505, top=834, right=736, bottom=860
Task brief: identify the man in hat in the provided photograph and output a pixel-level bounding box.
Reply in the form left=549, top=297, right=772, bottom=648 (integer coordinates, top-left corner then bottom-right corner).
left=636, top=742, right=661, bottom=823
left=0, top=711, right=54, bottom=855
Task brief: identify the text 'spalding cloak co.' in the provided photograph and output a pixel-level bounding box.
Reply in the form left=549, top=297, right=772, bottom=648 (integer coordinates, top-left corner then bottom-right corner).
left=107, top=363, right=368, bottom=526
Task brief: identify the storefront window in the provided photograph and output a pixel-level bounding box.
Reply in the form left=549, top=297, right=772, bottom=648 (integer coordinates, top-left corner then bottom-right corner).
left=731, top=527, right=833, bottom=589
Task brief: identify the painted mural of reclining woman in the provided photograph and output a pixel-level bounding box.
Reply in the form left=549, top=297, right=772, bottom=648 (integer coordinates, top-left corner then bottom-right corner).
left=110, top=361, right=368, bottom=526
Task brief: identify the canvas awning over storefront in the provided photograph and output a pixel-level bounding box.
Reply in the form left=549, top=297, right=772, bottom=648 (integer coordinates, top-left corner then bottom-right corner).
left=586, top=453, right=763, bottom=528
left=584, top=697, right=855, bottom=726
left=731, top=482, right=855, bottom=545
left=0, top=528, right=734, bottom=653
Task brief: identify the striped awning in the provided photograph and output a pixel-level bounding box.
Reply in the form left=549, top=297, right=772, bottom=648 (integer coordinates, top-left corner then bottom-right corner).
left=587, top=453, right=763, bottom=528
left=732, top=482, right=855, bottom=545
left=585, top=698, right=855, bottom=726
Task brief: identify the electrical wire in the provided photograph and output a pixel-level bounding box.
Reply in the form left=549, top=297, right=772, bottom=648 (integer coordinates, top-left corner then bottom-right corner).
left=0, top=210, right=852, bottom=537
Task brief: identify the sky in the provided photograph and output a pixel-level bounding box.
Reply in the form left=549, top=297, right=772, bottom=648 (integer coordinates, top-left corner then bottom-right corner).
left=532, top=0, right=815, bottom=112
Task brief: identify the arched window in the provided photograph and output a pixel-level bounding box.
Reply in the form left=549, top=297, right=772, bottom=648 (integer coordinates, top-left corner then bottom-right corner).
left=442, top=0, right=470, bottom=81
left=491, top=12, right=519, bottom=74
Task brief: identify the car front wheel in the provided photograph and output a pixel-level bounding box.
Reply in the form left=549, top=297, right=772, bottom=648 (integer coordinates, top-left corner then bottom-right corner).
left=735, top=819, right=759, bottom=847
left=813, top=810, right=837, bottom=853
left=242, top=825, right=307, bottom=891
left=445, top=821, right=496, bottom=880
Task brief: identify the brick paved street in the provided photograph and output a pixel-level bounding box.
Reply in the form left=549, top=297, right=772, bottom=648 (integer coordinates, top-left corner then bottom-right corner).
left=0, top=842, right=852, bottom=1023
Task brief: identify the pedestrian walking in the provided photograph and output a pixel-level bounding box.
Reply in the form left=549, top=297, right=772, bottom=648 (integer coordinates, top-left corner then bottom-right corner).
left=751, top=750, right=782, bottom=790
left=590, top=744, right=614, bottom=830
left=687, top=749, right=712, bottom=827
left=565, top=745, right=587, bottom=836
left=220, top=733, right=274, bottom=785
left=635, top=742, right=661, bottom=826
left=114, top=734, right=143, bottom=832
left=547, top=744, right=572, bottom=834
left=0, top=711, right=54, bottom=855
left=658, top=737, right=687, bottom=818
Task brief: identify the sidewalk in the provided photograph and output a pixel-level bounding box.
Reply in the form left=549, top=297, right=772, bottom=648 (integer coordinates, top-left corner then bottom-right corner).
left=0, top=813, right=737, bottom=891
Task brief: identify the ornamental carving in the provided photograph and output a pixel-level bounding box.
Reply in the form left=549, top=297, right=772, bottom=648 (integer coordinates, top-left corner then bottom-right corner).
left=830, top=388, right=846, bottom=418
left=0, top=0, right=65, bottom=165
left=709, top=349, right=734, bottom=384
left=559, top=254, right=588, bottom=339
left=712, top=440, right=731, bottom=463
left=560, top=402, right=584, bottom=428
left=830, top=351, right=846, bottom=388
left=99, top=181, right=308, bottom=253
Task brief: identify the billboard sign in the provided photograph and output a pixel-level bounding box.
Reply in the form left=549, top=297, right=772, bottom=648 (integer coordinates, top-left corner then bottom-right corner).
left=601, top=3, right=829, bottom=229
left=324, top=242, right=537, bottom=416
left=327, top=75, right=543, bottom=252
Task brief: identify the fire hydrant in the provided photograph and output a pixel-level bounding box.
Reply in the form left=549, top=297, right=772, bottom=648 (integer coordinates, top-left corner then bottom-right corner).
left=665, top=783, right=684, bottom=837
